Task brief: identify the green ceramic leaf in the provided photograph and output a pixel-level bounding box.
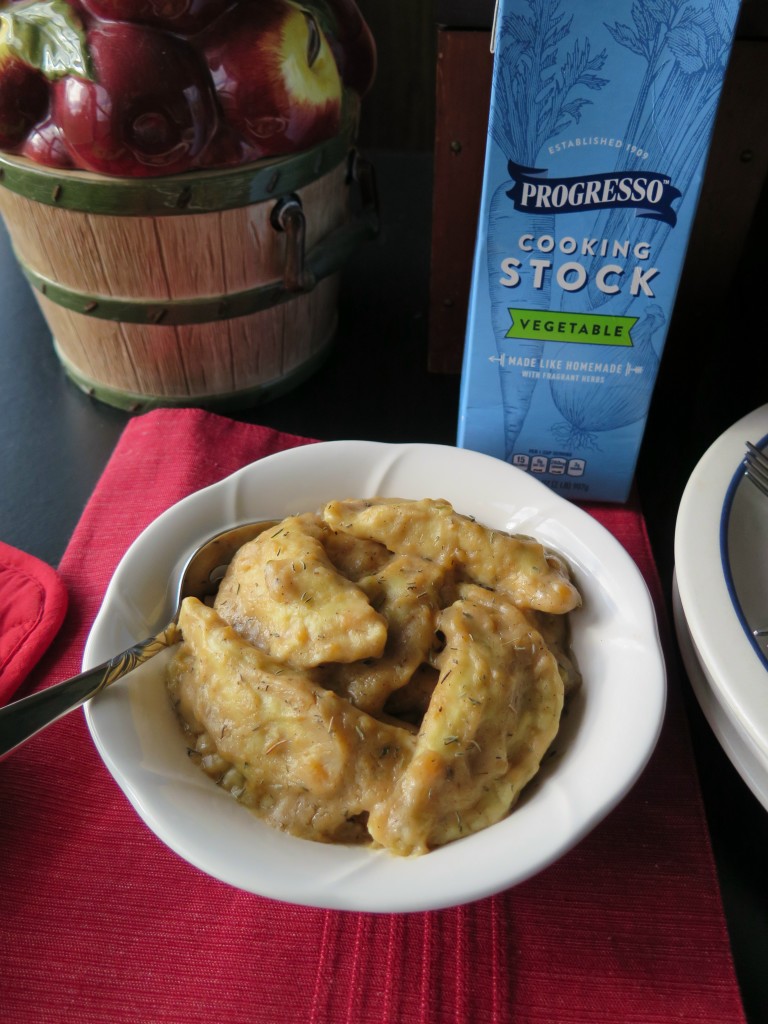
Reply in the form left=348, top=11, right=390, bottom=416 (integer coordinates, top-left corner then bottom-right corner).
left=0, top=0, right=92, bottom=80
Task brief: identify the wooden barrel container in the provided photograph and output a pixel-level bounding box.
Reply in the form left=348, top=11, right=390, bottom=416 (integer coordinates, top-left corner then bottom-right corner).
left=0, top=132, right=377, bottom=411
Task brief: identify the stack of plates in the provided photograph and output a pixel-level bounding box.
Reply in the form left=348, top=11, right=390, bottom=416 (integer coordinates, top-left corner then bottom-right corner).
left=674, top=405, right=768, bottom=811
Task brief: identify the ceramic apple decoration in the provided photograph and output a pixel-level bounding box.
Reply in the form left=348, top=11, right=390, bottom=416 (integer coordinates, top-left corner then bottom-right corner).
left=309, top=0, right=376, bottom=97
left=80, top=0, right=230, bottom=36
left=0, top=0, right=376, bottom=176
left=0, top=47, right=49, bottom=148
left=203, top=0, right=342, bottom=160
left=20, top=114, right=72, bottom=166
left=53, top=21, right=219, bottom=175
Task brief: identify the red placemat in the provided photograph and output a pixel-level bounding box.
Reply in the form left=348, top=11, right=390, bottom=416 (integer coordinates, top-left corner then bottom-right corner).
left=0, top=408, right=745, bottom=1024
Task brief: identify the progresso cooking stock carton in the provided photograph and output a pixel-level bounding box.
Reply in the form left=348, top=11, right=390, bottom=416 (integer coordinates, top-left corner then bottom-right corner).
left=458, top=0, right=740, bottom=502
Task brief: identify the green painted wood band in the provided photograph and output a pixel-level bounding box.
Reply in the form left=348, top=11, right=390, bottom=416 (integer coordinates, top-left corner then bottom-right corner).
left=0, top=130, right=354, bottom=215
left=21, top=207, right=378, bottom=324
left=54, top=334, right=335, bottom=412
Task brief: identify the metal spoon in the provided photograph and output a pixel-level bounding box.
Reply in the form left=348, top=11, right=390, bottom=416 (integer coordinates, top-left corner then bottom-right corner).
left=0, top=519, right=276, bottom=759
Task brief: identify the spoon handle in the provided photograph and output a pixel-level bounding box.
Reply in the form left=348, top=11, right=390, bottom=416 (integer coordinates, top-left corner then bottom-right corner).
left=0, top=623, right=180, bottom=759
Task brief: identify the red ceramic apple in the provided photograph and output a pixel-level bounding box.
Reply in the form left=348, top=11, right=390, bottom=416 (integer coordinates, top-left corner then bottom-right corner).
left=194, top=120, right=264, bottom=169
left=313, top=0, right=376, bottom=96
left=203, top=0, right=342, bottom=160
left=20, top=116, right=74, bottom=168
left=81, top=0, right=232, bottom=37
left=53, top=21, right=220, bottom=176
left=0, top=46, right=49, bottom=150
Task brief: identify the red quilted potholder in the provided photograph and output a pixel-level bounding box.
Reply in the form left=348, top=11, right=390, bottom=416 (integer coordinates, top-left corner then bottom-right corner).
left=0, top=542, right=68, bottom=705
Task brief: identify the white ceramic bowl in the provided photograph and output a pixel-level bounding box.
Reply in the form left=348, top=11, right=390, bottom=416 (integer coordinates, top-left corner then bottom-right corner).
left=83, top=441, right=666, bottom=912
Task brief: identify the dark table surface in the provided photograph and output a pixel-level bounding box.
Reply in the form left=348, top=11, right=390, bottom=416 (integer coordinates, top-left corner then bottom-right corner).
left=1, top=151, right=766, bottom=1021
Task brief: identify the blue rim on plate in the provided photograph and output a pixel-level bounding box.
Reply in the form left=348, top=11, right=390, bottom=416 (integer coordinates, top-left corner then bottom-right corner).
left=719, top=428, right=768, bottom=672
left=675, top=403, right=768, bottom=770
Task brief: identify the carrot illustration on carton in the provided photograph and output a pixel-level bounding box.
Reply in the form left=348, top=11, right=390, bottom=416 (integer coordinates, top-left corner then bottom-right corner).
left=458, top=0, right=740, bottom=502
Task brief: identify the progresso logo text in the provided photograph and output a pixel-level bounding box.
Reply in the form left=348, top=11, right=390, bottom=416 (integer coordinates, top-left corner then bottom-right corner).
left=506, top=161, right=681, bottom=226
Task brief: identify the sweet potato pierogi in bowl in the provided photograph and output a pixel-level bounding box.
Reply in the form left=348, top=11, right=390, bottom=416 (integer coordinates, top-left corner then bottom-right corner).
left=166, top=498, right=582, bottom=856
left=83, top=441, right=666, bottom=911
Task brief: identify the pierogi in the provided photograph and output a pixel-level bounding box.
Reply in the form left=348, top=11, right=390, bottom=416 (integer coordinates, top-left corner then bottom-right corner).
left=166, top=497, right=582, bottom=856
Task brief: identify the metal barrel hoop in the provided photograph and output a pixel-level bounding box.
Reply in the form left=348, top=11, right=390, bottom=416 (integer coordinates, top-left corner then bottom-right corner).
left=9, top=146, right=379, bottom=326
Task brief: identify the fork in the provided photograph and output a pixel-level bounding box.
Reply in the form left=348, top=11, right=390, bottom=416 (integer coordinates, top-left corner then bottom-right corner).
left=744, top=442, right=768, bottom=644
left=744, top=441, right=768, bottom=500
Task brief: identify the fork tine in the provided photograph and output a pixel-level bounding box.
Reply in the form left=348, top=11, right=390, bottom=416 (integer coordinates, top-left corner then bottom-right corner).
left=745, top=442, right=768, bottom=498
left=745, top=458, right=768, bottom=487
left=746, top=441, right=768, bottom=473
left=744, top=446, right=768, bottom=643
left=746, top=456, right=768, bottom=482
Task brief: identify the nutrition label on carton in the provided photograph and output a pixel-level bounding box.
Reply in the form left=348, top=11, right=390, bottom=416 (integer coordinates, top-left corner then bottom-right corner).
left=512, top=453, right=586, bottom=477
left=458, top=0, right=740, bottom=502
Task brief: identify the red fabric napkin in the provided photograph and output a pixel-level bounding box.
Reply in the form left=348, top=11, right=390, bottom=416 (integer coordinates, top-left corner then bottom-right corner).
left=0, top=541, right=67, bottom=704
left=0, top=408, right=745, bottom=1024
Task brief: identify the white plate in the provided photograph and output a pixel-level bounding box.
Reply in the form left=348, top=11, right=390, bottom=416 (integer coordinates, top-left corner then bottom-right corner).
left=675, top=405, right=768, bottom=764
left=84, top=441, right=666, bottom=912
left=672, top=575, right=768, bottom=811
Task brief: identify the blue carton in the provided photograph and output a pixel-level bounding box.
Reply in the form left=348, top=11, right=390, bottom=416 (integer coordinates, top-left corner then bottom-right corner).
left=458, top=0, right=740, bottom=502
